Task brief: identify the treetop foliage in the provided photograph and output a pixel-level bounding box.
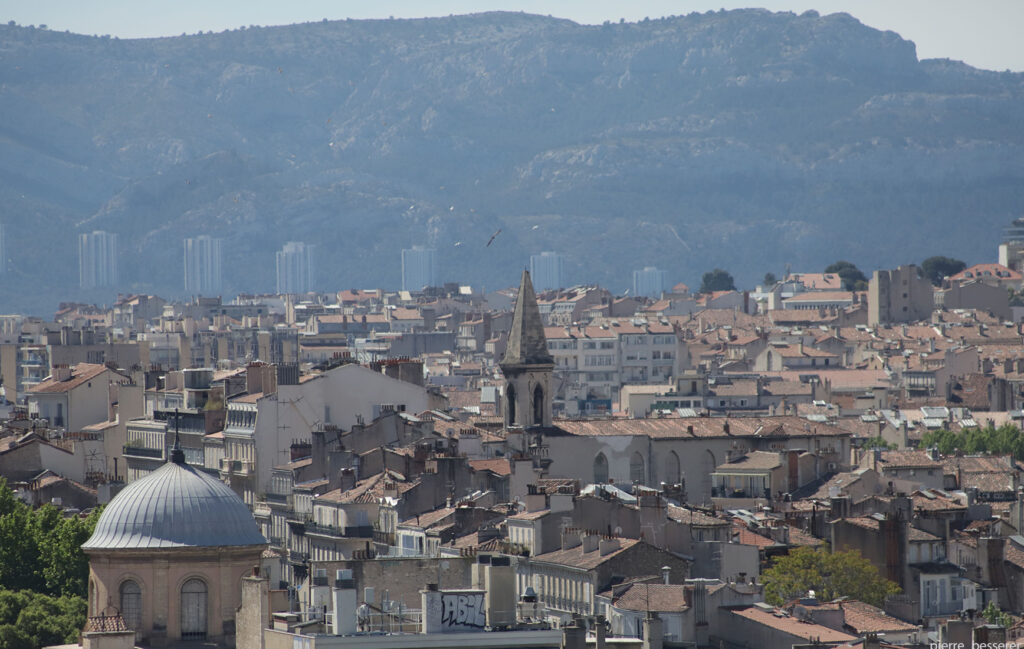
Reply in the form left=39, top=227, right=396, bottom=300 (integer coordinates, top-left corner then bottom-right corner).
left=921, top=256, right=966, bottom=286
left=0, top=479, right=99, bottom=598
left=860, top=435, right=896, bottom=451
left=0, top=590, right=86, bottom=649
left=0, top=478, right=99, bottom=649
left=700, top=268, right=736, bottom=293
left=824, top=260, right=868, bottom=291
left=919, top=423, right=1024, bottom=461
left=761, top=546, right=900, bottom=607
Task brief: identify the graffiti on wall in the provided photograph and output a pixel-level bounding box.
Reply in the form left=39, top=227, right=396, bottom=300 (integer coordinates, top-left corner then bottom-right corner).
left=439, top=592, right=486, bottom=630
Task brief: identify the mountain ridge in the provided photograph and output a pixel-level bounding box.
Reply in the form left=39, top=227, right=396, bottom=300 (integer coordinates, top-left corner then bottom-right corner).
left=0, top=10, right=1022, bottom=313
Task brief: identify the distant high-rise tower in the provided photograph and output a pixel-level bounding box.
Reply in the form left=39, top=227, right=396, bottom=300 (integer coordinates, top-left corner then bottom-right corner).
left=633, top=266, right=668, bottom=299
left=401, top=247, right=438, bottom=292
left=184, top=236, right=224, bottom=295
left=529, top=252, right=565, bottom=292
left=79, top=231, right=118, bottom=289
left=999, top=217, right=1024, bottom=273
left=276, top=242, right=315, bottom=294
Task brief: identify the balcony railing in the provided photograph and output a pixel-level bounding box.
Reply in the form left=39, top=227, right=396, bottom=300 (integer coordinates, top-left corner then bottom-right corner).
left=303, top=522, right=374, bottom=539
left=265, top=492, right=291, bottom=506
left=219, top=457, right=254, bottom=476
left=711, top=486, right=770, bottom=499
left=123, top=445, right=164, bottom=459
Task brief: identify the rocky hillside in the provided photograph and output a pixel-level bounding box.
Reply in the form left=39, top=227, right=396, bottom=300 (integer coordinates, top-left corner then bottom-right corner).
left=1, top=10, right=1022, bottom=312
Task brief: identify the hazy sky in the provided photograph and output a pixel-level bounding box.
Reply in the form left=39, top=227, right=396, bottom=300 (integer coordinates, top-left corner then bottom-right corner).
left=2, top=1, right=1023, bottom=72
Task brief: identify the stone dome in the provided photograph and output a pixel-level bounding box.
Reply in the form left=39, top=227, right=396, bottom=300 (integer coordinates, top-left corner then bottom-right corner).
left=83, top=458, right=266, bottom=550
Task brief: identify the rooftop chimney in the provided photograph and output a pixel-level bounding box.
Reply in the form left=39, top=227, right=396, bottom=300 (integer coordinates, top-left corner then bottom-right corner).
left=331, top=569, right=357, bottom=635
left=598, top=537, right=621, bottom=556
left=53, top=365, right=72, bottom=382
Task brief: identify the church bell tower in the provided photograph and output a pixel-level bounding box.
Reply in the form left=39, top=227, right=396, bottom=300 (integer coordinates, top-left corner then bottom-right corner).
left=500, top=270, right=554, bottom=428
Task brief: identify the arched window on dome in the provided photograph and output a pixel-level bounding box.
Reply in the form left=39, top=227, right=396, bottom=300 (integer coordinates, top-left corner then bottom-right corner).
left=181, top=578, right=208, bottom=641
left=119, top=580, right=141, bottom=630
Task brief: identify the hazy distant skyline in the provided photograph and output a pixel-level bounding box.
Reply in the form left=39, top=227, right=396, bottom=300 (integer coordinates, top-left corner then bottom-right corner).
left=2, top=0, right=1023, bottom=72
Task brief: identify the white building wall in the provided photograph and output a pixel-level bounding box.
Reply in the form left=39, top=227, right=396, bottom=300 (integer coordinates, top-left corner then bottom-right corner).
left=253, top=364, right=432, bottom=497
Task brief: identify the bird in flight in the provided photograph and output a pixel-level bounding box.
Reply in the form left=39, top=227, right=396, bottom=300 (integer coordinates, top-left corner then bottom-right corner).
left=486, top=229, right=502, bottom=247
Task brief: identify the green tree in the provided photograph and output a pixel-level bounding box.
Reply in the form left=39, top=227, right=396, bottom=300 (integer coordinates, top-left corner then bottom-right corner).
left=700, top=268, right=736, bottom=293
left=761, top=547, right=900, bottom=606
left=920, top=424, right=1024, bottom=461
left=13, top=591, right=86, bottom=647
left=0, top=624, right=33, bottom=649
left=0, top=505, right=43, bottom=593
left=36, top=507, right=100, bottom=598
left=982, top=600, right=1013, bottom=627
left=824, top=261, right=868, bottom=291
left=861, top=436, right=896, bottom=451
left=0, top=478, right=100, bottom=599
left=763, top=272, right=777, bottom=286
left=0, top=591, right=29, bottom=625
left=921, top=256, right=966, bottom=286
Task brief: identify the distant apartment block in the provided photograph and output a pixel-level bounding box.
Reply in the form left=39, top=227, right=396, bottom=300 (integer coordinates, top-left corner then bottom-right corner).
left=401, top=246, right=438, bottom=292
left=632, top=266, right=667, bottom=298
left=78, top=230, right=118, bottom=289
left=183, top=235, right=223, bottom=295
left=276, top=242, right=315, bottom=294
left=868, top=264, right=933, bottom=326
left=530, top=251, right=565, bottom=291
left=999, top=217, right=1024, bottom=273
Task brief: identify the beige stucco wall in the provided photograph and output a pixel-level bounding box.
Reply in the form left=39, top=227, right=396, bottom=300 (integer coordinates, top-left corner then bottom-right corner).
left=88, top=545, right=263, bottom=644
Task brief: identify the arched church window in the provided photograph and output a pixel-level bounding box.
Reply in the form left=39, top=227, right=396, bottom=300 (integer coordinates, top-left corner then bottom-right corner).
left=533, top=384, right=544, bottom=425
left=120, top=580, right=142, bottom=630
left=594, top=453, right=609, bottom=484
left=181, top=578, right=208, bottom=640
left=663, top=451, right=681, bottom=485
left=630, top=452, right=645, bottom=484
left=506, top=383, right=517, bottom=425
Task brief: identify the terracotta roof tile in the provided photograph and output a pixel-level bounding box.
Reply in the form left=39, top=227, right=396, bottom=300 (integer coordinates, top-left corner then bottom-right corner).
left=729, top=606, right=856, bottom=643
left=555, top=416, right=850, bottom=439
left=731, top=523, right=779, bottom=548
left=879, top=449, right=941, bottom=470
left=29, top=363, right=113, bottom=394
left=667, top=505, right=728, bottom=527
left=840, top=600, right=918, bottom=633
left=531, top=538, right=640, bottom=570
left=611, top=583, right=691, bottom=612
left=468, top=458, right=511, bottom=476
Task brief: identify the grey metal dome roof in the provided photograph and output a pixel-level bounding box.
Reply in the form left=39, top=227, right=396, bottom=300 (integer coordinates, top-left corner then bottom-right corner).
left=83, top=460, right=266, bottom=550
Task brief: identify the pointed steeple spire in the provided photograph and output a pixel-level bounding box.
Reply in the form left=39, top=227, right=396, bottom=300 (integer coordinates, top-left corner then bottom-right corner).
left=501, top=270, right=554, bottom=367
left=170, top=408, right=185, bottom=465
